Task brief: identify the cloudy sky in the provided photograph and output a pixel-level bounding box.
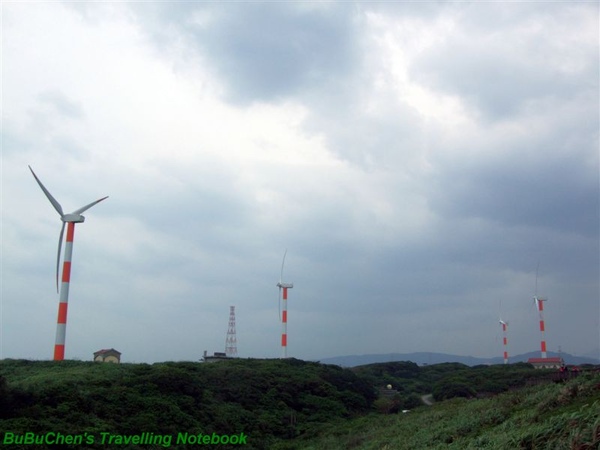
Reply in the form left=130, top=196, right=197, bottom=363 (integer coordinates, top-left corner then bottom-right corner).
left=1, top=1, right=598, bottom=364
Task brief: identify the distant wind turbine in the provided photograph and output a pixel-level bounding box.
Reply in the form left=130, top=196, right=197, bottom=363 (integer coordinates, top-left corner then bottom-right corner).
left=533, top=262, right=548, bottom=358
left=499, top=319, right=509, bottom=364
left=29, top=166, right=108, bottom=361
left=277, top=250, right=293, bottom=359
left=498, top=300, right=509, bottom=364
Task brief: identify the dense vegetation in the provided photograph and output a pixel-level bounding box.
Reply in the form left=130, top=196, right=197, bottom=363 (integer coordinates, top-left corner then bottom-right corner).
left=1, top=358, right=598, bottom=449
left=0, top=358, right=374, bottom=449
left=273, top=371, right=600, bottom=449
left=352, top=361, right=557, bottom=405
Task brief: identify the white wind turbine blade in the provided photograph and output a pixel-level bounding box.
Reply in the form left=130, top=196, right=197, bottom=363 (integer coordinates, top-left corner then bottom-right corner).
left=535, top=260, right=540, bottom=298
left=29, top=166, right=64, bottom=217
left=277, top=249, right=288, bottom=321
left=72, top=196, right=109, bottom=215
left=498, top=300, right=509, bottom=326
left=280, top=249, right=287, bottom=283
left=531, top=261, right=541, bottom=309
left=56, top=222, right=65, bottom=293
left=278, top=286, right=281, bottom=321
left=531, top=296, right=539, bottom=316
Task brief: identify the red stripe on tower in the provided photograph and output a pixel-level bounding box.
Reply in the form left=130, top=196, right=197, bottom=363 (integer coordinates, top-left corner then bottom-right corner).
left=66, top=222, right=75, bottom=242
left=54, top=344, right=65, bottom=361
left=62, top=262, right=72, bottom=283
left=57, top=302, right=68, bottom=324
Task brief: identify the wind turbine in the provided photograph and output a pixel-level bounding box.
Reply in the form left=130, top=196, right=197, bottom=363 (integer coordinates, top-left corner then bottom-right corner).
left=29, top=166, right=108, bottom=361
left=497, top=300, right=509, bottom=364
left=277, top=250, right=293, bottom=359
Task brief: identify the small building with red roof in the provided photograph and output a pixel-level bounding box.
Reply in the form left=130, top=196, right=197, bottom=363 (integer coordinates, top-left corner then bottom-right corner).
left=527, top=357, right=563, bottom=369
left=93, top=348, right=121, bottom=363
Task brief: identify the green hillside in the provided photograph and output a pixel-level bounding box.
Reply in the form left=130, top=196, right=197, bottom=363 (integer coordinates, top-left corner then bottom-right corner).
left=351, top=360, right=562, bottom=406
left=0, top=358, right=374, bottom=449
left=273, top=371, right=600, bottom=449
left=1, top=359, right=598, bottom=449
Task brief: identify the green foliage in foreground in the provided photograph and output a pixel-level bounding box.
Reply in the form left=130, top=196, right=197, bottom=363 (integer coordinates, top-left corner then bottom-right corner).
left=272, top=372, right=600, bottom=450
left=0, top=358, right=375, bottom=449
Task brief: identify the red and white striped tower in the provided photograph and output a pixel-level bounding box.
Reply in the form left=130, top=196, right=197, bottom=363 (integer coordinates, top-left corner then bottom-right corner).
left=278, top=282, right=293, bottom=358
left=499, top=319, right=509, bottom=364
left=54, top=222, right=76, bottom=360
left=277, top=250, right=293, bottom=359
left=534, top=296, right=548, bottom=358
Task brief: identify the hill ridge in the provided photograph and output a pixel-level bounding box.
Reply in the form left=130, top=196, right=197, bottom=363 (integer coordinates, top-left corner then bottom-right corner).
left=318, top=350, right=599, bottom=367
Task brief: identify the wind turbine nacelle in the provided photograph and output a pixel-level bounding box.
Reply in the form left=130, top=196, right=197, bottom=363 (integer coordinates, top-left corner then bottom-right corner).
left=277, top=282, right=294, bottom=289
left=61, top=214, right=85, bottom=223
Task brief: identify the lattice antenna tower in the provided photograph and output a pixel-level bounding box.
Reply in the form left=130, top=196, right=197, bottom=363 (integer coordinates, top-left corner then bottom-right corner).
left=225, top=306, right=238, bottom=357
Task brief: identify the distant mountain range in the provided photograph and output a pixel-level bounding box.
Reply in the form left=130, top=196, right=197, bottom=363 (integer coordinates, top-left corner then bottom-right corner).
left=318, top=351, right=600, bottom=368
